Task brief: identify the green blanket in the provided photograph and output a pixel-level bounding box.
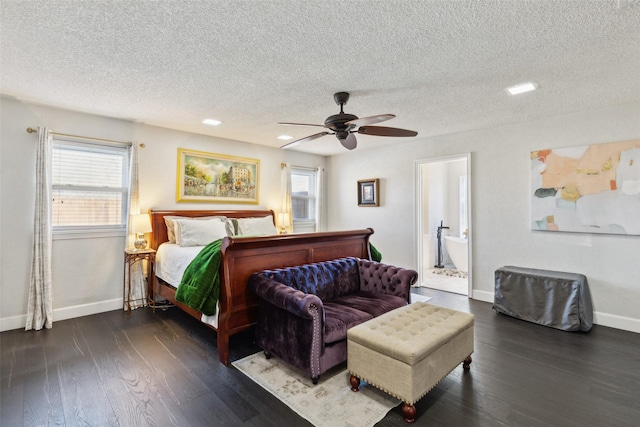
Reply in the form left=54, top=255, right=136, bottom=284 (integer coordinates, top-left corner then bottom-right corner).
left=369, top=242, right=382, bottom=262
left=175, top=239, right=223, bottom=316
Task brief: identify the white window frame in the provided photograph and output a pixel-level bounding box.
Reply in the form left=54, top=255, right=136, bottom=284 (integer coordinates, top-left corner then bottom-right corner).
left=290, top=167, right=317, bottom=230
left=51, top=135, right=130, bottom=240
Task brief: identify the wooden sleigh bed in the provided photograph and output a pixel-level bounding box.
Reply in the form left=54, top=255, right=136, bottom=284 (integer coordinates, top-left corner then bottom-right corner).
left=149, top=209, right=374, bottom=366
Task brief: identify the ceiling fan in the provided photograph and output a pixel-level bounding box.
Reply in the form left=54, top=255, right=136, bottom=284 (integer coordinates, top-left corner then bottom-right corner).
left=279, top=92, right=418, bottom=150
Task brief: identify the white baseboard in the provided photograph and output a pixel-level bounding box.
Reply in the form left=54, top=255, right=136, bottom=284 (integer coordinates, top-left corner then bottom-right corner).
left=593, top=311, right=640, bottom=334
left=469, top=290, right=639, bottom=334
left=4, top=295, right=638, bottom=335
left=471, top=289, right=494, bottom=303
left=0, top=298, right=122, bottom=332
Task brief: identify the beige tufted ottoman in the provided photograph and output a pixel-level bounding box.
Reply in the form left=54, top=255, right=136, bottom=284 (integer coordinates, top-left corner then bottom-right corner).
left=347, top=302, right=474, bottom=423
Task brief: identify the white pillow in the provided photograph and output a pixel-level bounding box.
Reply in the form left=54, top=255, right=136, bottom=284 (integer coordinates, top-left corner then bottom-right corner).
left=164, top=215, right=226, bottom=243
left=175, top=218, right=229, bottom=247
left=222, top=218, right=235, bottom=237
left=236, top=216, right=277, bottom=236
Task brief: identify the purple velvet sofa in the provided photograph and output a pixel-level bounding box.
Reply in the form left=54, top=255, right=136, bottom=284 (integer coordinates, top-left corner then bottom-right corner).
left=248, top=257, right=418, bottom=383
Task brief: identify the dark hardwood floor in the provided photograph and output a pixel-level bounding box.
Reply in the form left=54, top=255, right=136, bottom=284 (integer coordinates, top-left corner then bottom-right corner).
left=2, top=288, right=640, bottom=426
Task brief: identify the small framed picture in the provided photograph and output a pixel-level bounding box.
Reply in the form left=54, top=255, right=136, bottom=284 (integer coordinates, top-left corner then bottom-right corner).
left=358, top=178, right=379, bottom=207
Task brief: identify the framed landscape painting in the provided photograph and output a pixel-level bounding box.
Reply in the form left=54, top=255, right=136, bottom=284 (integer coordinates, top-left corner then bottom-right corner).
left=177, top=148, right=260, bottom=204
left=531, top=139, right=640, bottom=235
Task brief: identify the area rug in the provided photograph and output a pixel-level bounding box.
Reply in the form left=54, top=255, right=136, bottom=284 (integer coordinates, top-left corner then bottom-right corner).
left=233, top=352, right=400, bottom=427
left=432, top=268, right=468, bottom=278
left=410, top=292, right=432, bottom=303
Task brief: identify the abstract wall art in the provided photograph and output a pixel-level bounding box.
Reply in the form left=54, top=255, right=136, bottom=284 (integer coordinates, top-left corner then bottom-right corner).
left=531, top=140, right=640, bottom=235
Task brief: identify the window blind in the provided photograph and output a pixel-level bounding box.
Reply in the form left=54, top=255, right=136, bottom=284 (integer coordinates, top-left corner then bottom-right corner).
left=291, top=168, right=316, bottom=222
left=52, top=139, right=129, bottom=229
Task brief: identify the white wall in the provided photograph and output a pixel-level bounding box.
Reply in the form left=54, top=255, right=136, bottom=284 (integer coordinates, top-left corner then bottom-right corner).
left=3, top=96, right=639, bottom=333
left=422, top=158, right=467, bottom=267
left=446, top=159, right=466, bottom=238
left=328, top=101, right=640, bottom=333
left=428, top=162, right=447, bottom=236
left=0, top=97, right=325, bottom=331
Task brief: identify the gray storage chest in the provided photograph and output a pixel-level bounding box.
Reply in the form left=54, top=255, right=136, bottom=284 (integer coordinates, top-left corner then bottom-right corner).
left=493, top=266, right=593, bottom=332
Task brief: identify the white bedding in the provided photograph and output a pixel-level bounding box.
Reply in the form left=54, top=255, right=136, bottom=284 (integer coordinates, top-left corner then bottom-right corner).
left=155, top=242, right=219, bottom=327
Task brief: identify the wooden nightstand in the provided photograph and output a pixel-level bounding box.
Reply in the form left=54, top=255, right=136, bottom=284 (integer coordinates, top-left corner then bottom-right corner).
left=123, top=248, right=156, bottom=315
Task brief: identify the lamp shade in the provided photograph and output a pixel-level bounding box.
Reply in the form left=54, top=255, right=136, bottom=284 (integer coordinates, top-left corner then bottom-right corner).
left=131, top=213, right=152, bottom=234
left=278, top=212, right=290, bottom=227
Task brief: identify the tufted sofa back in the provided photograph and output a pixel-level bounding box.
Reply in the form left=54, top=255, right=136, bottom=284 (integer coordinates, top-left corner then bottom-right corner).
left=358, top=259, right=418, bottom=298
left=255, top=257, right=360, bottom=301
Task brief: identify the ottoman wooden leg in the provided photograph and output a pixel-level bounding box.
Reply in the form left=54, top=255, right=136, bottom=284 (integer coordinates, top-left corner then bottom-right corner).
left=463, top=355, right=472, bottom=370
left=349, top=374, right=361, bottom=392
left=402, top=403, right=416, bottom=423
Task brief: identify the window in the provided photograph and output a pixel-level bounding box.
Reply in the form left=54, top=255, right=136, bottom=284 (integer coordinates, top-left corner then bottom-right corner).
left=52, top=136, right=129, bottom=237
left=291, top=167, right=317, bottom=225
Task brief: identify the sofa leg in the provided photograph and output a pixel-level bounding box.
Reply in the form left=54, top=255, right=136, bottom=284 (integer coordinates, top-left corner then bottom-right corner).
left=312, top=375, right=319, bottom=385
left=264, top=351, right=272, bottom=359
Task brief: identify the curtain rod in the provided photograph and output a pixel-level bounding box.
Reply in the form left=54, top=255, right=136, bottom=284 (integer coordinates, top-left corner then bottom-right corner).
left=282, top=163, right=323, bottom=171
left=26, top=127, right=142, bottom=148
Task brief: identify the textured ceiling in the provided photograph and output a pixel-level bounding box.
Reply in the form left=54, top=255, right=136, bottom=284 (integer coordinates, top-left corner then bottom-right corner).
left=2, top=0, right=640, bottom=155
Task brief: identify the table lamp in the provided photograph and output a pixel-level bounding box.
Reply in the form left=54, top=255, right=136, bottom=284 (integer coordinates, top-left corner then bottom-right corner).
left=131, top=213, right=152, bottom=250
left=278, top=212, right=290, bottom=234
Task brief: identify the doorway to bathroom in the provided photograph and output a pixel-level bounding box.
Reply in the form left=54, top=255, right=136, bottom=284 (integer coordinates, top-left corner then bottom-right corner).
left=415, top=154, right=471, bottom=296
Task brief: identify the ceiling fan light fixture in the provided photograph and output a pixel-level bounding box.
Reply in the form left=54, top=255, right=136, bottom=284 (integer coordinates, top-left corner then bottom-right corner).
left=202, top=118, right=222, bottom=126
left=336, top=131, right=349, bottom=140
left=506, top=82, right=538, bottom=95
left=278, top=92, right=417, bottom=150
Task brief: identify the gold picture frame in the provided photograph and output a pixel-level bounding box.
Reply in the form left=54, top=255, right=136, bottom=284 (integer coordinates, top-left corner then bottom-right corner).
left=176, top=148, right=260, bottom=204
left=358, top=178, right=379, bottom=207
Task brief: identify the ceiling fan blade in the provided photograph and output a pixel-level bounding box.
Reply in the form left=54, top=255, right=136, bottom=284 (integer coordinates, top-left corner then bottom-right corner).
left=280, top=132, right=331, bottom=149
left=345, top=114, right=395, bottom=128
left=339, top=133, right=357, bottom=150
left=278, top=122, right=328, bottom=128
left=358, top=126, right=418, bottom=137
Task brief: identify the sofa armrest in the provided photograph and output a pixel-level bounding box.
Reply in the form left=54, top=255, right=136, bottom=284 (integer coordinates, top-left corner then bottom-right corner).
left=248, top=274, right=324, bottom=319
left=357, top=259, right=418, bottom=301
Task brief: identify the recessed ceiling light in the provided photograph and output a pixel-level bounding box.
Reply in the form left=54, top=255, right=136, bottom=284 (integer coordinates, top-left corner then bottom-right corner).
left=617, top=0, right=639, bottom=9
left=278, top=135, right=293, bottom=140
left=202, top=118, right=221, bottom=126
left=506, top=82, right=538, bottom=95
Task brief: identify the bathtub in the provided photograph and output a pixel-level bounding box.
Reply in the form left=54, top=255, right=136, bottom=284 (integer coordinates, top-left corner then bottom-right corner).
left=444, top=236, right=468, bottom=273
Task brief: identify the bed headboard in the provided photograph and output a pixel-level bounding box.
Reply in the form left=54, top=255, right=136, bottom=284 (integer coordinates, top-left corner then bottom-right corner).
left=148, top=209, right=275, bottom=250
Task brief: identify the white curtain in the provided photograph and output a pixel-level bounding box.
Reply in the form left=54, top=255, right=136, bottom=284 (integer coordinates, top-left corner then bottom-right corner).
left=280, top=163, right=293, bottom=233
left=315, top=167, right=324, bottom=232
left=124, top=142, right=146, bottom=310
left=26, top=127, right=53, bottom=330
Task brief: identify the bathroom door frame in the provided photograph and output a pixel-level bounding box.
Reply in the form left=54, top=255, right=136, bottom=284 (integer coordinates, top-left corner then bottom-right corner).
left=414, top=153, right=472, bottom=297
